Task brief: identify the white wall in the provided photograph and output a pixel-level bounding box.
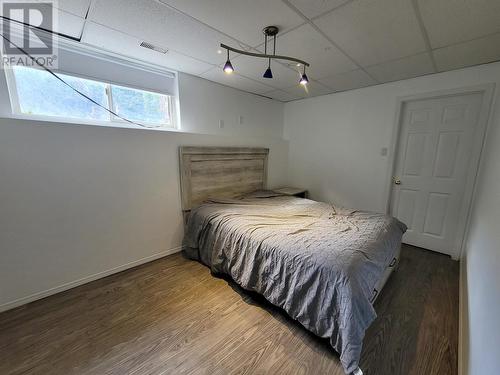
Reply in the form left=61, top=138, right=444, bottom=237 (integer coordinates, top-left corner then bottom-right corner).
left=284, top=61, right=500, bottom=213
left=0, top=73, right=288, bottom=311
left=284, top=61, right=500, bottom=375
left=179, top=73, right=284, bottom=138
left=460, top=88, right=500, bottom=375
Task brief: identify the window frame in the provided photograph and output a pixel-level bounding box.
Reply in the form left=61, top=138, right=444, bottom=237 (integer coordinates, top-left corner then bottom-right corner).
left=4, top=66, right=177, bottom=130
left=106, top=83, right=175, bottom=127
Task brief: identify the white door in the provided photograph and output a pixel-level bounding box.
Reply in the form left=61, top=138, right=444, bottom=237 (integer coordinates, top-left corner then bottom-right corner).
left=390, top=92, right=484, bottom=257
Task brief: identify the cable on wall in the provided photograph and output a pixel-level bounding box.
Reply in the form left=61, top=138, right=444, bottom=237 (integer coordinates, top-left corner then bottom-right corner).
left=0, top=29, right=158, bottom=129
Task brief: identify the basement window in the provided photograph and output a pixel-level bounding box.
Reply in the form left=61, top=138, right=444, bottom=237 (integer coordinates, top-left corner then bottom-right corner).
left=6, top=65, right=175, bottom=129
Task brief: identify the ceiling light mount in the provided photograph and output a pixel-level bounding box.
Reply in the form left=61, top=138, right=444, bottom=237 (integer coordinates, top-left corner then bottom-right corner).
left=221, top=25, right=310, bottom=85
left=262, top=26, right=279, bottom=37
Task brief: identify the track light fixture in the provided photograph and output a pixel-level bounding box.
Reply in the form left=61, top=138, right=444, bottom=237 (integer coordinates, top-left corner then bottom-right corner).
left=262, top=30, right=275, bottom=79
left=220, top=26, right=310, bottom=85
left=263, top=66, right=273, bottom=79
left=299, top=66, right=309, bottom=85
left=223, top=49, right=234, bottom=74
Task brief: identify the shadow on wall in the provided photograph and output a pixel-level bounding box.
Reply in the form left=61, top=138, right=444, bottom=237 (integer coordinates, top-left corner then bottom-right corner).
left=459, top=256, right=469, bottom=375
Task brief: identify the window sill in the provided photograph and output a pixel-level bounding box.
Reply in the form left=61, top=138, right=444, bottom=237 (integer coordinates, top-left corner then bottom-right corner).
left=4, top=113, right=183, bottom=133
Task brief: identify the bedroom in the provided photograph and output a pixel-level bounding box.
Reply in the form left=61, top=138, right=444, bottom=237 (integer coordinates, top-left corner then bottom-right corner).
left=0, top=1, right=499, bottom=374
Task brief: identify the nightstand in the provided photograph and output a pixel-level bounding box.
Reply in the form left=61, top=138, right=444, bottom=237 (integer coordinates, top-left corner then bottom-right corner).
left=273, top=187, right=308, bottom=199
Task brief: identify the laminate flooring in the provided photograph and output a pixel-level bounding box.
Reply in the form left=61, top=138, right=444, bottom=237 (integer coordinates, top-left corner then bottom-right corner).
left=0, top=244, right=459, bottom=375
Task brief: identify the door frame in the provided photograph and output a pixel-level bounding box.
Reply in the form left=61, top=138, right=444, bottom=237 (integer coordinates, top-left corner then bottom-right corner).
left=384, top=83, right=496, bottom=260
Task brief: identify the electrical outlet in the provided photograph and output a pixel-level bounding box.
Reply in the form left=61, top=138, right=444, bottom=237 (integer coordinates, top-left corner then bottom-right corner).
left=219, top=119, right=224, bottom=129
left=239, top=116, right=244, bottom=125
left=380, top=147, right=388, bottom=156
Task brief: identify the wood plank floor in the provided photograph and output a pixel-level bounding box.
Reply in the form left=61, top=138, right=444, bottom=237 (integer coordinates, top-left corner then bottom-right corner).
left=0, top=244, right=458, bottom=375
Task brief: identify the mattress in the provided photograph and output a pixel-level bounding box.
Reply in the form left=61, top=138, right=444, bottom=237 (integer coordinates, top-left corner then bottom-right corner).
left=183, top=193, right=407, bottom=374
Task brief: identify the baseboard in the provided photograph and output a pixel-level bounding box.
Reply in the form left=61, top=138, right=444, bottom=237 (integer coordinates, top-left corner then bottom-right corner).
left=0, top=246, right=183, bottom=313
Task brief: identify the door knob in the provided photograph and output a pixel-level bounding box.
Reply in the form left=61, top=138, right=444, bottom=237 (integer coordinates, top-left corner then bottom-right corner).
left=394, top=177, right=401, bottom=185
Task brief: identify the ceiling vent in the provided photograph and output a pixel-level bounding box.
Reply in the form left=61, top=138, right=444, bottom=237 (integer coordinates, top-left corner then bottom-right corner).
left=140, top=41, right=168, bottom=54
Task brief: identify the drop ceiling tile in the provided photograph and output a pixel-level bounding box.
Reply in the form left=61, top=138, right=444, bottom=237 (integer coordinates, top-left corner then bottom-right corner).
left=90, top=0, right=238, bottom=66
left=288, top=0, right=352, bottom=19
left=82, top=22, right=215, bottom=75
left=55, top=9, right=85, bottom=39
left=314, top=0, right=427, bottom=67
left=433, top=33, right=500, bottom=72
left=57, top=0, right=91, bottom=17
left=230, top=55, right=303, bottom=89
left=365, top=53, right=435, bottom=83
left=158, top=0, right=304, bottom=46
left=6, top=4, right=85, bottom=39
left=282, top=80, right=332, bottom=99
left=418, top=0, right=500, bottom=49
left=318, top=69, right=376, bottom=92
left=201, top=68, right=275, bottom=95
left=273, top=23, right=357, bottom=79
left=262, top=89, right=302, bottom=102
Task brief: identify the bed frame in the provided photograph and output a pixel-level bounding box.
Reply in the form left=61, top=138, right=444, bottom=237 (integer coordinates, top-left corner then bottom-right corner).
left=371, top=247, right=400, bottom=303
left=179, top=146, right=269, bottom=212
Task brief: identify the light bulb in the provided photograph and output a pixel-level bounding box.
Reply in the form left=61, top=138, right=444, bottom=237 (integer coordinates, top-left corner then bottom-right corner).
left=299, top=73, right=309, bottom=85
left=223, top=60, right=234, bottom=74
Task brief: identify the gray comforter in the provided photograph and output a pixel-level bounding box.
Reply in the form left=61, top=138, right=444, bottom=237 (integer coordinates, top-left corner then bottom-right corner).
left=183, top=192, right=407, bottom=374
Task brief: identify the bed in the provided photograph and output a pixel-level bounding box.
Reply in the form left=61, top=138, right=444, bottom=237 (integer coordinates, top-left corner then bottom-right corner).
left=180, top=147, right=407, bottom=375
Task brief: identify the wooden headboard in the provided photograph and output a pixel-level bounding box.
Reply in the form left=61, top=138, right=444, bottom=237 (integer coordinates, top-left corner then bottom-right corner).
left=179, top=146, right=269, bottom=211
